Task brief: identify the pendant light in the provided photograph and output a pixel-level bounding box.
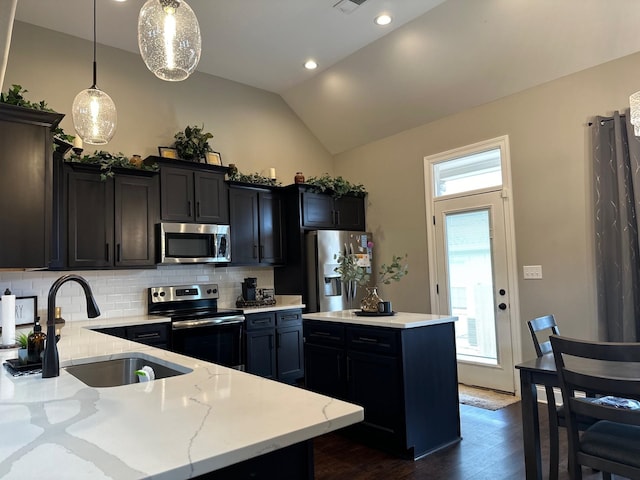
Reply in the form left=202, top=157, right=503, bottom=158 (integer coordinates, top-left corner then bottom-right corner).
left=138, top=0, right=201, bottom=81
left=71, top=0, right=117, bottom=145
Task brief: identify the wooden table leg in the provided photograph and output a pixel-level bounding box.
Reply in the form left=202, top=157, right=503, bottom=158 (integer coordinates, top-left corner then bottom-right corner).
left=520, top=370, right=542, bottom=480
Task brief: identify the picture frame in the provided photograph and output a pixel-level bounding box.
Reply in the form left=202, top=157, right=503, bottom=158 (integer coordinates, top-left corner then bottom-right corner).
left=14, top=296, right=38, bottom=327
left=158, top=147, right=178, bottom=159
left=206, top=151, right=223, bottom=166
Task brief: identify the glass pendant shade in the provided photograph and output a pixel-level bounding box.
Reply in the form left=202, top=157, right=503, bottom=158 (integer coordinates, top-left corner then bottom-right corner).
left=138, top=0, right=201, bottom=81
left=72, top=87, right=117, bottom=145
left=630, top=91, right=640, bottom=136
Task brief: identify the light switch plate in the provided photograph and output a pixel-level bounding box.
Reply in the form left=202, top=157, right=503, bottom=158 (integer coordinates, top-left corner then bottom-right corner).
left=523, top=265, right=543, bottom=279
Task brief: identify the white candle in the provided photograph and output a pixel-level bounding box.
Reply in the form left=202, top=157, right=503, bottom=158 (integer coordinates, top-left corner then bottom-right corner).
left=1, top=289, right=16, bottom=346
left=269, top=167, right=276, bottom=179
left=73, top=136, right=83, bottom=149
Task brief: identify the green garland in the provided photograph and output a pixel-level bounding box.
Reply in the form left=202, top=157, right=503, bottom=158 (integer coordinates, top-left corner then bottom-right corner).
left=0, top=84, right=74, bottom=143
left=304, top=173, right=366, bottom=198
left=68, top=151, right=158, bottom=181
left=228, top=170, right=282, bottom=187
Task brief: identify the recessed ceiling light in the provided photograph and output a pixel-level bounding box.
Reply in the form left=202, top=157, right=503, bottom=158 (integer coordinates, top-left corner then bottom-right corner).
left=374, top=14, right=392, bottom=26
left=304, top=60, right=318, bottom=70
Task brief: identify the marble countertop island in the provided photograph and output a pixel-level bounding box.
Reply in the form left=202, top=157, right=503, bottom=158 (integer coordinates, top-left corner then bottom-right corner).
left=0, top=316, right=363, bottom=479
left=302, top=310, right=457, bottom=329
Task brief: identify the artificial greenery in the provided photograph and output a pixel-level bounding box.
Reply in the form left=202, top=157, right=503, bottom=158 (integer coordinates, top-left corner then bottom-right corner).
left=68, top=151, right=158, bottom=181
left=0, top=84, right=74, bottom=143
left=228, top=170, right=282, bottom=187
left=305, top=173, right=367, bottom=198
left=378, top=254, right=409, bottom=285
left=16, top=331, right=30, bottom=349
left=334, top=252, right=370, bottom=286
left=173, top=124, right=213, bottom=162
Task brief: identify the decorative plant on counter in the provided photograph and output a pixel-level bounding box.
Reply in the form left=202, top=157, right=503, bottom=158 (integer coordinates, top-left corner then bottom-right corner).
left=304, top=173, right=367, bottom=198
left=67, top=151, right=158, bottom=181
left=0, top=84, right=74, bottom=145
left=378, top=254, right=409, bottom=285
left=334, top=252, right=370, bottom=287
left=173, top=124, right=214, bottom=162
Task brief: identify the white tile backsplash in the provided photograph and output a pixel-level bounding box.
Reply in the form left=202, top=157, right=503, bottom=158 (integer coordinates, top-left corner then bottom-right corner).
left=1, top=265, right=274, bottom=324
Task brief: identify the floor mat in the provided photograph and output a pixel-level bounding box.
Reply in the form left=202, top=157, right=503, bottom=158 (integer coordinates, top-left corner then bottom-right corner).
left=458, top=384, right=519, bottom=410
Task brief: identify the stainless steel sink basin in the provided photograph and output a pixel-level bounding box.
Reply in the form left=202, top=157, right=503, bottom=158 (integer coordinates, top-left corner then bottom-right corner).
left=65, top=355, right=191, bottom=388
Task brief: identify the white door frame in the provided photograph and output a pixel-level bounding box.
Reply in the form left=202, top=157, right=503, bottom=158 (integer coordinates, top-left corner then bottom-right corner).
left=423, top=135, right=523, bottom=395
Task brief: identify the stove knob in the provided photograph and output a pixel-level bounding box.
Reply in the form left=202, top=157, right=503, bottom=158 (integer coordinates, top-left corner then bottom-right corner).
left=160, top=291, right=166, bottom=297
left=213, top=288, right=217, bottom=294
left=206, top=289, right=212, bottom=294
left=152, top=292, right=159, bottom=297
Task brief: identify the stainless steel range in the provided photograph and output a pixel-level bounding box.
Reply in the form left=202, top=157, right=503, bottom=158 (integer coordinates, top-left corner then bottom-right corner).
left=148, top=283, right=245, bottom=370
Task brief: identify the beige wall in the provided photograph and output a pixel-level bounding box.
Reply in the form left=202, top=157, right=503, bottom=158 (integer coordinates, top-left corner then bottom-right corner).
left=335, top=51, right=640, bottom=361
left=7, top=21, right=640, bottom=362
left=5, top=22, right=333, bottom=183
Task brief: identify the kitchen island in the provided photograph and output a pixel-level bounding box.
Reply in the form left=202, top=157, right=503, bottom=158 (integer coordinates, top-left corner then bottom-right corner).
left=302, top=310, right=460, bottom=460
left=0, top=315, right=363, bottom=479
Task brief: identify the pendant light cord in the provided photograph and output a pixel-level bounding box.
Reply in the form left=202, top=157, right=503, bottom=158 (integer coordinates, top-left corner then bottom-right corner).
left=92, top=0, right=97, bottom=89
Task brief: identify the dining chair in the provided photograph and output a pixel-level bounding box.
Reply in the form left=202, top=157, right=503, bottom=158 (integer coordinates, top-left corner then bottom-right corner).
left=527, top=315, right=563, bottom=480
left=550, top=335, right=640, bottom=480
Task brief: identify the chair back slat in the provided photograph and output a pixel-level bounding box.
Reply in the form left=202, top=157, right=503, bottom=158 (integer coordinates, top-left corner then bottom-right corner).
left=551, top=334, right=640, bottom=423
left=528, top=314, right=560, bottom=357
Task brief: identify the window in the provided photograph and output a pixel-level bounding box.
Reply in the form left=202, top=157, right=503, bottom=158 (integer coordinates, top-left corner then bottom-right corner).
left=432, top=148, right=502, bottom=197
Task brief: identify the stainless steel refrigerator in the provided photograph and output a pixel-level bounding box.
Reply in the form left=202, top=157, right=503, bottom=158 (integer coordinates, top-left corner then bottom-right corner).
left=305, top=230, right=373, bottom=313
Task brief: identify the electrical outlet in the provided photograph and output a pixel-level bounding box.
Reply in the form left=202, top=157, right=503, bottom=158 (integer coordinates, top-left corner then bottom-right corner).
left=523, top=265, right=543, bottom=279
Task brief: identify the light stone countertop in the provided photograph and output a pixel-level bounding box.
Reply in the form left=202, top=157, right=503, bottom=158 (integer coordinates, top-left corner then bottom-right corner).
left=0, top=316, right=363, bottom=479
left=221, top=295, right=305, bottom=314
left=302, top=310, right=458, bottom=329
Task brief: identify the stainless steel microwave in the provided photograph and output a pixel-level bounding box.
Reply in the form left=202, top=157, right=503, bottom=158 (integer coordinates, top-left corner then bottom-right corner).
left=158, top=223, right=231, bottom=264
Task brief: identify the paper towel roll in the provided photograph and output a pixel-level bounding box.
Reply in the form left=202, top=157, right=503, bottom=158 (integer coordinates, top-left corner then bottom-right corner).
left=1, top=289, right=16, bottom=346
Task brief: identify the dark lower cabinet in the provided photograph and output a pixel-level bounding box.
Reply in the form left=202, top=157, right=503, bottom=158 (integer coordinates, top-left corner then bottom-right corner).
left=303, top=319, right=461, bottom=459
left=245, top=309, right=304, bottom=384
left=59, top=163, right=158, bottom=269
left=94, top=322, right=170, bottom=350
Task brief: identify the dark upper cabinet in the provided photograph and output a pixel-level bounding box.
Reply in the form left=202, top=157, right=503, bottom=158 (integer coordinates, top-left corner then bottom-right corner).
left=229, top=185, right=284, bottom=265
left=64, top=163, right=158, bottom=269
left=160, top=165, right=229, bottom=224
left=0, top=104, right=63, bottom=268
left=301, top=191, right=365, bottom=230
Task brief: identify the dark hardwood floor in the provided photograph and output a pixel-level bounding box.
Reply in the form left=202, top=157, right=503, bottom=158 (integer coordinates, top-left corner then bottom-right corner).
left=314, top=401, right=616, bottom=480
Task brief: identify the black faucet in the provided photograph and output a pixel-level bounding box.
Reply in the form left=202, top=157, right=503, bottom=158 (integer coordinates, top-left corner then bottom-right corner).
left=42, top=274, right=101, bottom=378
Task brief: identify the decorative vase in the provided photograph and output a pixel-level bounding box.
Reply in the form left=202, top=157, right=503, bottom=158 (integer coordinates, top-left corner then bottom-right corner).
left=360, top=286, right=382, bottom=313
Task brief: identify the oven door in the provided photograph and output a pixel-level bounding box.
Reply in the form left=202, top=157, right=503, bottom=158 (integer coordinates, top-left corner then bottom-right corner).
left=171, top=317, right=245, bottom=370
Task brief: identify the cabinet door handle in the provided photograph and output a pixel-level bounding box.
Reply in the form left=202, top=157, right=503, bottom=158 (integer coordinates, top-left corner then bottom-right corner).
left=332, top=210, right=337, bottom=225
left=116, top=244, right=121, bottom=263
left=259, top=245, right=264, bottom=259
left=187, top=200, right=192, bottom=217
left=346, top=355, right=350, bottom=382
left=105, top=243, right=110, bottom=262
left=253, top=245, right=258, bottom=259
left=196, top=201, right=201, bottom=218
left=135, top=332, right=161, bottom=339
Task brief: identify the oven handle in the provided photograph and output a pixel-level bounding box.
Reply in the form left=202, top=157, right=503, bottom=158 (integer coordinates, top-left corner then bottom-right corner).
left=172, top=315, right=245, bottom=330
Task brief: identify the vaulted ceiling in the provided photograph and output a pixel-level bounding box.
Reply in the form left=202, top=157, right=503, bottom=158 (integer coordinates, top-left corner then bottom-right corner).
left=11, top=0, right=640, bottom=153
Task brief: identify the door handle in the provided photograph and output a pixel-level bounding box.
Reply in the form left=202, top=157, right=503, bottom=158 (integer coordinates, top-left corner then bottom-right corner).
left=498, top=303, right=507, bottom=310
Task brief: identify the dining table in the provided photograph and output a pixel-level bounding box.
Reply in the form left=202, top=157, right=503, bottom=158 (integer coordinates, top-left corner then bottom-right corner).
left=516, top=353, right=560, bottom=480
left=516, top=350, right=640, bottom=480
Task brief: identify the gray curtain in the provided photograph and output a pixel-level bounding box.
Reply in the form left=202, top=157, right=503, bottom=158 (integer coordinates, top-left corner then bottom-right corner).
left=592, top=109, right=640, bottom=341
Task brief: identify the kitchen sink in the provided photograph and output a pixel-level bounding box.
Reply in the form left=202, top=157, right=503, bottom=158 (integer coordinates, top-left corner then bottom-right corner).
left=64, top=354, right=191, bottom=388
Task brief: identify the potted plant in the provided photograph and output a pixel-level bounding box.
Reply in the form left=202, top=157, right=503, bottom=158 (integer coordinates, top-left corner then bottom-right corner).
left=173, top=124, right=214, bottom=162
left=67, top=150, right=159, bottom=181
